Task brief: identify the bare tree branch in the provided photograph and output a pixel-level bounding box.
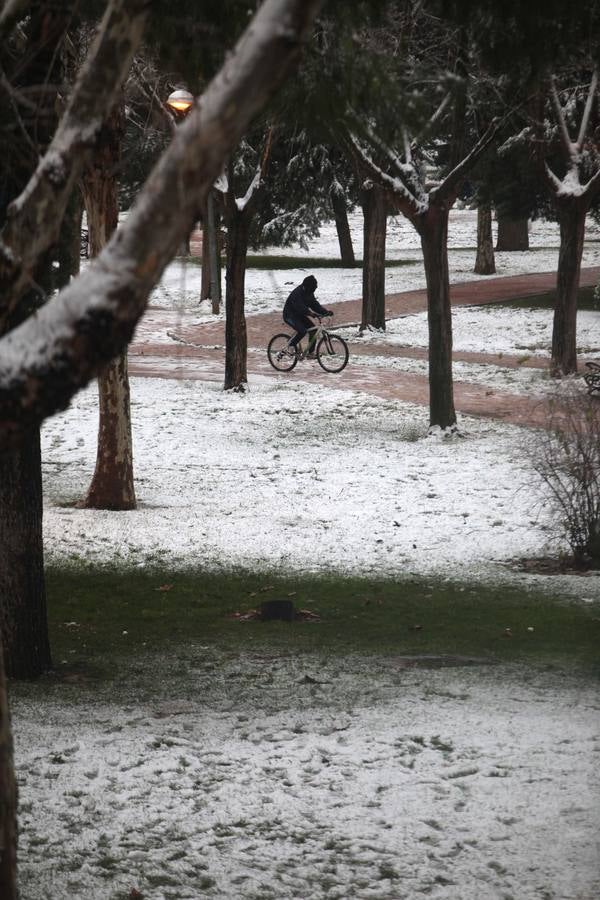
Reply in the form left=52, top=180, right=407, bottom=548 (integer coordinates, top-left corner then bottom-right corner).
left=576, top=68, right=599, bottom=151
left=411, top=92, right=451, bottom=152
left=0, top=0, right=324, bottom=445
left=431, top=117, right=500, bottom=203
left=0, top=0, right=152, bottom=330
left=0, top=0, right=30, bottom=44
left=344, top=131, right=425, bottom=218
left=549, top=75, right=577, bottom=163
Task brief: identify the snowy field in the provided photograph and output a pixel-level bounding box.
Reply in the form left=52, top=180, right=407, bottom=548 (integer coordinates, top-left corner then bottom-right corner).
left=153, top=208, right=600, bottom=315
left=12, top=209, right=600, bottom=899
left=13, top=654, right=600, bottom=900
left=41, top=208, right=600, bottom=585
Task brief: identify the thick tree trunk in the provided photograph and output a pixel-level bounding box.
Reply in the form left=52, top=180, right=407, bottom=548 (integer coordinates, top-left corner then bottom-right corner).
left=79, top=102, right=136, bottom=510
left=495, top=213, right=529, bottom=251
left=474, top=203, right=496, bottom=275
left=0, top=643, right=17, bottom=900
left=224, top=210, right=249, bottom=391
left=0, top=429, right=51, bottom=677
left=419, top=204, right=457, bottom=430
left=331, top=188, right=355, bottom=265
left=360, top=183, right=387, bottom=331
left=551, top=197, right=587, bottom=376
left=80, top=354, right=136, bottom=509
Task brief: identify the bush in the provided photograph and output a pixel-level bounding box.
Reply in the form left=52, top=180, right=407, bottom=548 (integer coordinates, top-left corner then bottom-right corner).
left=532, top=389, right=600, bottom=567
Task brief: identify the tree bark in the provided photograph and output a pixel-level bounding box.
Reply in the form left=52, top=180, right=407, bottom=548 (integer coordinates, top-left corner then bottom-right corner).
left=551, top=196, right=588, bottom=376
left=55, top=189, right=83, bottom=290
left=0, top=428, right=51, bottom=678
left=331, top=188, right=355, bottom=265
left=495, top=213, right=529, bottom=251
left=81, top=355, right=136, bottom=509
left=474, top=203, right=496, bottom=275
left=418, top=203, right=457, bottom=430
left=79, top=101, right=136, bottom=510
left=224, top=208, right=250, bottom=391
left=0, top=642, right=17, bottom=900
left=0, top=0, right=151, bottom=328
left=360, top=182, right=387, bottom=331
left=207, top=191, right=222, bottom=314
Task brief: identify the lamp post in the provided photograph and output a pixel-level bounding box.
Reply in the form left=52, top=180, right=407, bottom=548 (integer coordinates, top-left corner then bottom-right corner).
left=166, top=88, right=221, bottom=312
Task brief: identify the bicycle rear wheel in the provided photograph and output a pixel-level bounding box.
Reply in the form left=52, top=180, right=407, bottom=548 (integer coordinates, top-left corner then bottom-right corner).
left=317, top=334, right=349, bottom=373
left=267, top=333, right=298, bottom=372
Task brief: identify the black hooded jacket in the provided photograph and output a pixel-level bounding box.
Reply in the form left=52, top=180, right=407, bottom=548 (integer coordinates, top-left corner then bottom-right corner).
left=283, top=275, right=328, bottom=320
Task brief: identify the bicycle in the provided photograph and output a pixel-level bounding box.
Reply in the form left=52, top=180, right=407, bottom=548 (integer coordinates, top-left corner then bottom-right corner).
left=267, top=315, right=349, bottom=374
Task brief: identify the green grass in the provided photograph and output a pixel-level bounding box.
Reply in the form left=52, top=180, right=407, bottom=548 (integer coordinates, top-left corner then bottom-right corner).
left=45, top=566, right=600, bottom=678
left=489, top=285, right=598, bottom=312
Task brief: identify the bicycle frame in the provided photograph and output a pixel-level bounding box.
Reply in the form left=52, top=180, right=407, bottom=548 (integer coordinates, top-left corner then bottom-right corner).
left=293, top=317, right=332, bottom=357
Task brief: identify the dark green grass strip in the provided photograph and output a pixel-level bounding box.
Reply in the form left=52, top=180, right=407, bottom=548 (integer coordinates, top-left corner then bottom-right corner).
left=46, top=567, right=600, bottom=677
left=487, top=285, right=598, bottom=312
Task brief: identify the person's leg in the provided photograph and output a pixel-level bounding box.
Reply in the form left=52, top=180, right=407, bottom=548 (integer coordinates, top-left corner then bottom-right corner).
left=284, top=314, right=311, bottom=350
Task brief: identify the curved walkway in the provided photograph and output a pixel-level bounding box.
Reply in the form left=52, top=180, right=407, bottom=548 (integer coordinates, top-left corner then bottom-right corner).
left=129, top=266, right=600, bottom=429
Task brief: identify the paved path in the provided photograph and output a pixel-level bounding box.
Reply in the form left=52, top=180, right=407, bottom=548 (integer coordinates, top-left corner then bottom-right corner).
left=129, top=266, right=600, bottom=428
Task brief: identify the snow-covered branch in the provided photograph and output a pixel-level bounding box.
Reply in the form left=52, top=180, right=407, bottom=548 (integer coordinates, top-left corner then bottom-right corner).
left=431, top=117, right=500, bottom=203
left=0, top=0, right=323, bottom=445
left=0, top=0, right=151, bottom=330
left=345, top=132, right=427, bottom=218
left=236, top=165, right=262, bottom=212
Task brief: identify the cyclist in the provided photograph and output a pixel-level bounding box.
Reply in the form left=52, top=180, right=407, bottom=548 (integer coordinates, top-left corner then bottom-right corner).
left=283, top=275, right=333, bottom=357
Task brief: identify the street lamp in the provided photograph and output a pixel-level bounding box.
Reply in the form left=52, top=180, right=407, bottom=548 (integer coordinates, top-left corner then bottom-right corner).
left=166, top=89, right=194, bottom=114
left=165, top=88, right=221, bottom=311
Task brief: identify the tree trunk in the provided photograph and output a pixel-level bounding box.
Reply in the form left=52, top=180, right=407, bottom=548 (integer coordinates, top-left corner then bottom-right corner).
left=0, top=643, right=17, bottom=900
left=331, top=188, right=355, bottom=265
left=207, top=192, right=222, bottom=314
left=80, top=354, right=136, bottom=509
left=551, top=197, right=587, bottom=376
left=474, top=203, right=496, bottom=275
left=495, top=213, right=529, bottom=251
left=419, top=204, right=457, bottom=430
left=55, top=188, right=83, bottom=291
left=200, top=201, right=210, bottom=301
left=0, top=428, right=51, bottom=677
left=224, top=209, right=249, bottom=391
left=360, top=182, right=387, bottom=331
left=79, top=101, right=136, bottom=510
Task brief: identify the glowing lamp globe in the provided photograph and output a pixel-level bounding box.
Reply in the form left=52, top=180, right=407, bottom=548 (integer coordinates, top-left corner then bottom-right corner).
left=166, top=89, right=194, bottom=113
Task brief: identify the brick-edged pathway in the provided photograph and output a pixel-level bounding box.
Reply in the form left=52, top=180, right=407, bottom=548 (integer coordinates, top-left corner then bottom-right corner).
left=129, top=266, right=600, bottom=428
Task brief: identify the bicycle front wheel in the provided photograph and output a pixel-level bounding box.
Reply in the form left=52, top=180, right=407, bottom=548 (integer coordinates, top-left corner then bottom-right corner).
left=267, top=333, right=298, bottom=372
left=317, top=334, right=349, bottom=373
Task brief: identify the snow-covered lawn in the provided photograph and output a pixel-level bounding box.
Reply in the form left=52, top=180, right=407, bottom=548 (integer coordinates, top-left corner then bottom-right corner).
left=13, top=209, right=600, bottom=899
left=13, top=653, right=600, bottom=900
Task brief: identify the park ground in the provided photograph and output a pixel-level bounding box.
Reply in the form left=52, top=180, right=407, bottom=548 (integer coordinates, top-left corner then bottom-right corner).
left=12, top=209, right=600, bottom=899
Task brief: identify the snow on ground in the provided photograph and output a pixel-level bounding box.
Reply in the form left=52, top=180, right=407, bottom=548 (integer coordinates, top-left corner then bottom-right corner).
left=346, top=307, right=600, bottom=358
left=152, top=208, right=600, bottom=315
left=13, top=655, right=600, bottom=900
left=13, top=210, right=600, bottom=900
left=42, top=378, right=560, bottom=585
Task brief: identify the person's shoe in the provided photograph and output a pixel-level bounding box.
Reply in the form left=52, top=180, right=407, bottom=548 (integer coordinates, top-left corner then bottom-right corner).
left=306, top=349, right=317, bottom=359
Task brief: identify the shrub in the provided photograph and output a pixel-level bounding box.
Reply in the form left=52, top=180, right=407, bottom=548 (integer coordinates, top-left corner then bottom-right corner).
left=532, top=388, right=600, bottom=567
